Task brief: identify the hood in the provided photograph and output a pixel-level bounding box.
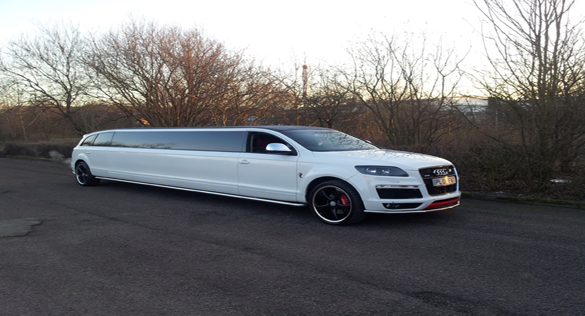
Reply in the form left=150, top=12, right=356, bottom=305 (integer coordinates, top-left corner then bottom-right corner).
left=312, top=149, right=453, bottom=171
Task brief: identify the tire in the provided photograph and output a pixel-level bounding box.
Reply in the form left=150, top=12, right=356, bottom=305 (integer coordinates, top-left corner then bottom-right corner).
left=75, top=161, right=100, bottom=186
left=309, top=180, right=366, bottom=225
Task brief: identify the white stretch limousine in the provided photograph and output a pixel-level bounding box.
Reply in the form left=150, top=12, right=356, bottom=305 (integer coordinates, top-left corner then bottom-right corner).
left=71, top=126, right=460, bottom=225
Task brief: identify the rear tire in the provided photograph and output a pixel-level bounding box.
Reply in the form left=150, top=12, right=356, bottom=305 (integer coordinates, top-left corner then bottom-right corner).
left=309, top=180, right=365, bottom=225
left=75, top=161, right=100, bottom=186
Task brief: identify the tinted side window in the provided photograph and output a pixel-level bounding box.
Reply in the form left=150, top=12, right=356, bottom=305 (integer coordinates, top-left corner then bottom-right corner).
left=111, top=132, right=168, bottom=149
left=111, top=131, right=245, bottom=152
left=80, top=135, right=97, bottom=146
left=93, top=132, right=114, bottom=146
left=195, top=131, right=245, bottom=152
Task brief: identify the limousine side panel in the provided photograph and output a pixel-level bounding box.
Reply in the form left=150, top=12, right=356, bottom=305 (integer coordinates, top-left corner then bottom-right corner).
left=105, top=147, right=240, bottom=195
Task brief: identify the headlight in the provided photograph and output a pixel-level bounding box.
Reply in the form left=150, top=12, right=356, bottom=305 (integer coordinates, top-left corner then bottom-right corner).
left=355, top=166, right=408, bottom=177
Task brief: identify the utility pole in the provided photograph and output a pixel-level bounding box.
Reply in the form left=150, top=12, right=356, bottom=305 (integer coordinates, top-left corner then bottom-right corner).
left=299, top=65, right=308, bottom=125
left=302, top=64, right=308, bottom=108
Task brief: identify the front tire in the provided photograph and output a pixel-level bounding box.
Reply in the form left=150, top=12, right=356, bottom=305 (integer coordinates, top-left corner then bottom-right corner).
left=309, top=180, right=365, bottom=225
left=75, top=161, right=100, bottom=186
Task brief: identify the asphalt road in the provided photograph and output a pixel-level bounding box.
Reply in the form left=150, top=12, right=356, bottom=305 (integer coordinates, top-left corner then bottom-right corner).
left=0, top=158, right=584, bottom=315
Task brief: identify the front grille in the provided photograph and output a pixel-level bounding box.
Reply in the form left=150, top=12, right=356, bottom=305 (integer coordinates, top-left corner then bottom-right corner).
left=419, top=166, right=458, bottom=196
left=425, top=183, right=458, bottom=196
left=377, top=188, right=422, bottom=199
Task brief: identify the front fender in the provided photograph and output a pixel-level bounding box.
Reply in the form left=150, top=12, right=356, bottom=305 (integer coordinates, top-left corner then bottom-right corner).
left=296, top=162, right=360, bottom=203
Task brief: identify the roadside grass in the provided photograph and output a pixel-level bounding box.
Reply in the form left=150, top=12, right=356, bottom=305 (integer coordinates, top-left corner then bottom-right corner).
left=462, top=191, right=585, bottom=209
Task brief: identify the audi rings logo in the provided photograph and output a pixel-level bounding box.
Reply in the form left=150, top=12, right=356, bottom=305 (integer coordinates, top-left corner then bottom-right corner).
left=433, top=168, right=450, bottom=176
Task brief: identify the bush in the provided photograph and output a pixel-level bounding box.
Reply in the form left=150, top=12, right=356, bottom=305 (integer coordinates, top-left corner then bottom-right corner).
left=2, top=139, right=79, bottom=160
left=399, top=140, right=585, bottom=201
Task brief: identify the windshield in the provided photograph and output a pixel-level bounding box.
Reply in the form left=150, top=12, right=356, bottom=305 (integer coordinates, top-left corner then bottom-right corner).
left=281, top=129, right=378, bottom=152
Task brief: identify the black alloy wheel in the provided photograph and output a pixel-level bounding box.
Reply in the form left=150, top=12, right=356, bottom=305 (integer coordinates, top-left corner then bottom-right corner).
left=309, top=180, right=365, bottom=225
left=75, top=161, right=100, bottom=186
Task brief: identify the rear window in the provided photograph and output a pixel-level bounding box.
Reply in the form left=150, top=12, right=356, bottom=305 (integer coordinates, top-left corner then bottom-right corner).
left=111, top=131, right=245, bottom=152
left=80, top=134, right=97, bottom=146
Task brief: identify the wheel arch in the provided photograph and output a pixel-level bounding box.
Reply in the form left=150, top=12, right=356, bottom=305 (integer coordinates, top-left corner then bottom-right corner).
left=74, top=158, right=86, bottom=167
left=305, top=176, right=355, bottom=203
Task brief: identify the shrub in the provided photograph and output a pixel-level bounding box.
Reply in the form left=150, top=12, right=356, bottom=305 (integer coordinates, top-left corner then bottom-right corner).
left=2, top=139, right=79, bottom=159
left=399, top=140, right=585, bottom=201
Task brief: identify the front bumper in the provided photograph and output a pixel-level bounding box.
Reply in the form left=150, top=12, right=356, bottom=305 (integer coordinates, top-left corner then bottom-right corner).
left=349, top=167, right=461, bottom=214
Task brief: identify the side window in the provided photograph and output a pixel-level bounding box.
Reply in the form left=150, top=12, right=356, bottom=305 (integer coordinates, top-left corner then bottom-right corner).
left=93, top=132, right=114, bottom=146
left=248, top=132, right=295, bottom=155
left=80, top=135, right=97, bottom=146
left=183, top=131, right=245, bottom=152
left=111, top=131, right=245, bottom=152
left=111, top=132, right=153, bottom=148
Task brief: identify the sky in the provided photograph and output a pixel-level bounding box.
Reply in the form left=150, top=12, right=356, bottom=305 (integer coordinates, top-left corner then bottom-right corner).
left=1, top=0, right=584, bottom=94
left=0, top=0, right=481, bottom=63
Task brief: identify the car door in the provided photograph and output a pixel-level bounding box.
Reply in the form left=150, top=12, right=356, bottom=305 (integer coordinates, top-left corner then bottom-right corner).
left=84, top=132, right=114, bottom=177
left=237, top=132, right=299, bottom=202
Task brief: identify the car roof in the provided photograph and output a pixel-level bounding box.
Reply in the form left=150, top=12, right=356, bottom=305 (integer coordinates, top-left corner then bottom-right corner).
left=256, top=126, right=330, bottom=132
left=87, top=126, right=331, bottom=135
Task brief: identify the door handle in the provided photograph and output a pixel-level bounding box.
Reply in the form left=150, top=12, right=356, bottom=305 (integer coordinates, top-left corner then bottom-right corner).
left=239, top=159, right=250, bottom=164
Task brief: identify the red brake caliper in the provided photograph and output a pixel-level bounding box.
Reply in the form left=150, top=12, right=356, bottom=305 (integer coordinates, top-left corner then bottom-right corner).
left=339, top=194, right=350, bottom=206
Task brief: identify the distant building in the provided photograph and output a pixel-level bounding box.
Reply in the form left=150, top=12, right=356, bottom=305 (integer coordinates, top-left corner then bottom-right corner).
left=452, top=98, right=489, bottom=121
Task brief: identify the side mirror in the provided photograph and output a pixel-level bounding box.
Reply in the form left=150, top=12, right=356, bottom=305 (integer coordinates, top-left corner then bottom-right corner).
left=266, top=143, right=292, bottom=153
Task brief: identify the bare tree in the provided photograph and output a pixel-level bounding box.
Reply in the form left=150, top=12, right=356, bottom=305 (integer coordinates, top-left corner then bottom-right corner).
left=270, top=62, right=364, bottom=128
left=0, top=84, right=40, bottom=140
left=474, top=0, right=585, bottom=191
left=87, top=20, right=277, bottom=128
left=208, top=62, right=287, bottom=126
left=304, top=66, right=363, bottom=130
left=75, top=102, right=136, bottom=132
left=0, top=23, right=92, bottom=134
left=271, top=61, right=315, bottom=126
left=346, top=32, right=463, bottom=146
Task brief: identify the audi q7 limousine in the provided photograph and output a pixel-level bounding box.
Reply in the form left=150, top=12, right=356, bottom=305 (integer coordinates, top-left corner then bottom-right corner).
left=71, top=126, right=460, bottom=225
